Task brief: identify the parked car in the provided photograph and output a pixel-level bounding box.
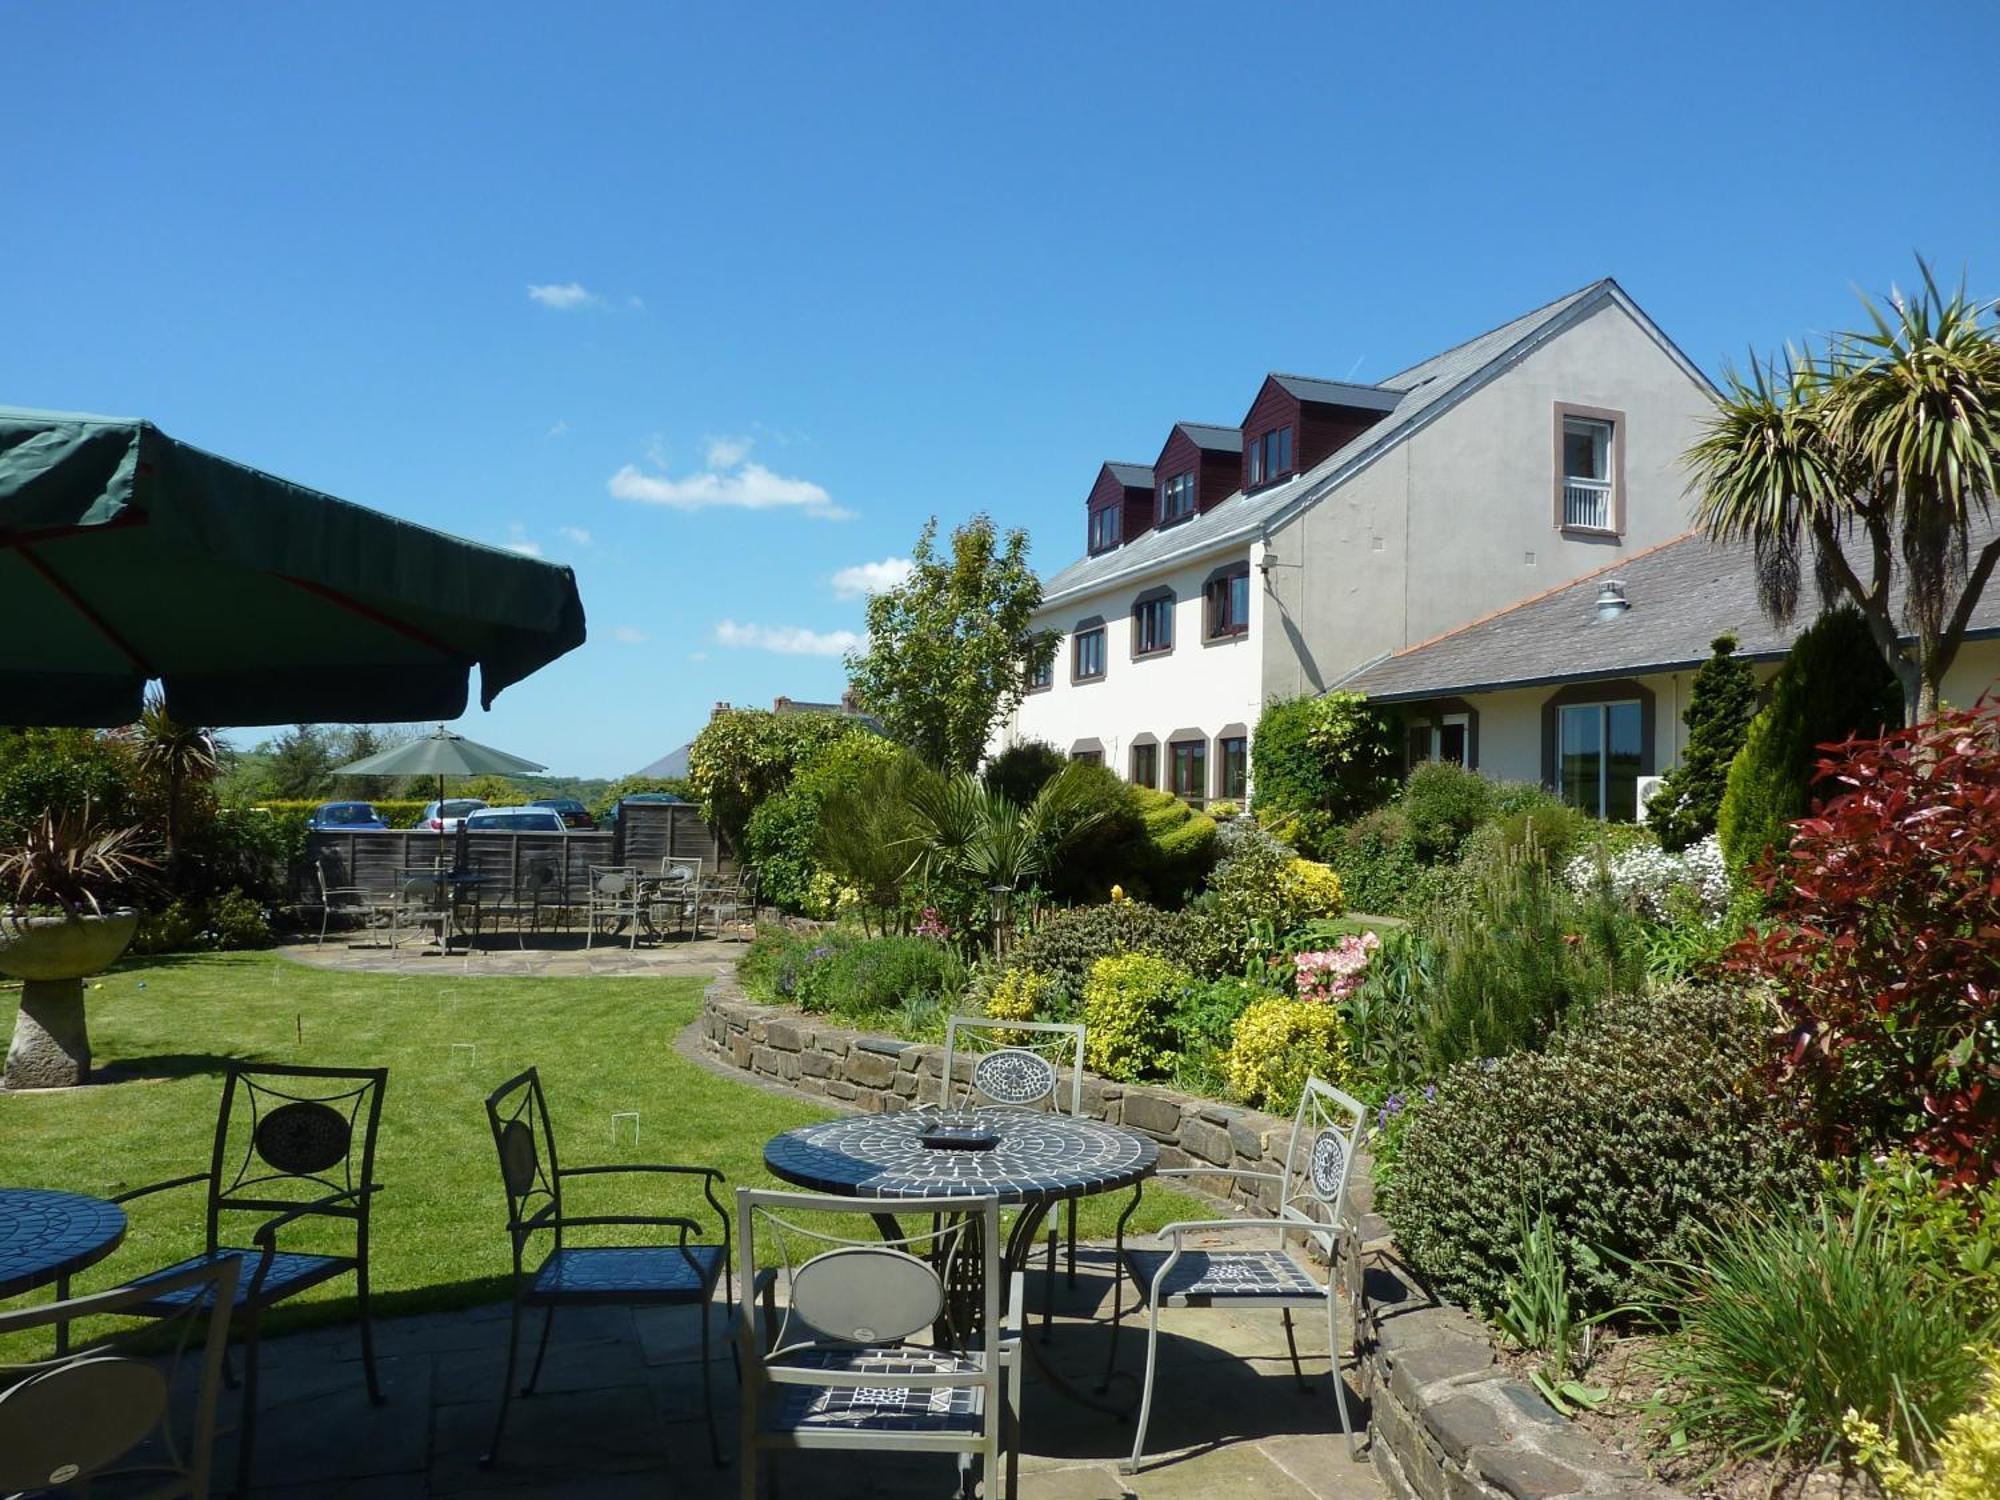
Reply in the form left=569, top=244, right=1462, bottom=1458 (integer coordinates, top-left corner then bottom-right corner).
left=420, top=798, right=488, bottom=833
left=601, top=791, right=685, bottom=832
left=463, top=807, right=568, bottom=834
left=306, top=801, right=388, bottom=831
left=529, top=797, right=595, bottom=830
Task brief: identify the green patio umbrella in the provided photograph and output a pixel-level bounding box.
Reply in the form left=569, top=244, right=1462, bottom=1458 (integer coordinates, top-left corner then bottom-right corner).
left=0, top=406, right=587, bottom=727
left=330, top=726, right=549, bottom=810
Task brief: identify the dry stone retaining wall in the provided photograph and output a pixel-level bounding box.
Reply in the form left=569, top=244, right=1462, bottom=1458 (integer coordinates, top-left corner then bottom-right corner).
left=702, top=975, right=1685, bottom=1500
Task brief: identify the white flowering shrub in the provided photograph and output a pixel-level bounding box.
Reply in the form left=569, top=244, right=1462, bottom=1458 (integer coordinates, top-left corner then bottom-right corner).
left=1564, top=834, right=1729, bottom=921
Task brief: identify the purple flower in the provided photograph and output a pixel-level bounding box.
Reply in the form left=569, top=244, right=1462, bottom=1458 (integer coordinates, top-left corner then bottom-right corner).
left=1423, top=1084, right=1437, bottom=1102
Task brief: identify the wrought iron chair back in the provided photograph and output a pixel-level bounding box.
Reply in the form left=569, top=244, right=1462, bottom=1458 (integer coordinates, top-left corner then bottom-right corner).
left=1272, top=1076, right=1369, bottom=1260
left=0, top=1255, right=239, bottom=1500
left=939, top=1016, right=1086, bottom=1115
left=204, top=1063, right=389, bottom=1253
left=484, top=1067, right=565, bottom=1242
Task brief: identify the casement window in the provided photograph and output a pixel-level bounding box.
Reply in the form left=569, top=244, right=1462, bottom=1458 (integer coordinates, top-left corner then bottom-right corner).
left=1217, top=735, right=1248, bottom=800
left=1204, top=566, right=1251, bottom=639
left=1130, top=741, right=1158, bottom=789
left=1071, top=749, right=1103, bottom=766
left=1132, top=594, right=1174, bottom=657
left=1088, top=506, right=1121, bottom=553
left=1406, top=713, right=1471, bottom=768
left=1025, top=651, right=1053, bottom=692
left=1247, top=426, right=1292, bottom=488
left=1158, top=470, right=1197, bottom=524
left=1556, top=700, right=1644, bottom=819
left=1169, top=739, right=1207, bottom=802
left=1072, top=627, right=1106, bottom=682
left=1555, top=404, right=1623, bottom=533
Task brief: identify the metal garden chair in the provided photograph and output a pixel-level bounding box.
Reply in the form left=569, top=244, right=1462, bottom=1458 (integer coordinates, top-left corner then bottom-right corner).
left=937, top=1016, right=1089, bottom=1309
left=736, top=1187, right=1022, bottom=1500
left=107, top=1063, right=389, bottom=1496
left=583, top=864, right=644, bottom=951
left=481, top=1067, right=731, bottom=1468
left=313, top=855, right=379, bottom=945
left=1103, top=1075, right=1369, bottom=1474
left=1, top=1257, right=239, bottom=1500
left=388, top=868, right=451, bottom=951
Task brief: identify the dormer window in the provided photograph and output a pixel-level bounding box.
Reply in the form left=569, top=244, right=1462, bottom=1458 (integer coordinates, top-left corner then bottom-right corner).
left=1088, top=506, right=1121, bottom=553
left=1158, top=471, right=1196, bottom=524
left=1247, top=426, right=1292, bottom=488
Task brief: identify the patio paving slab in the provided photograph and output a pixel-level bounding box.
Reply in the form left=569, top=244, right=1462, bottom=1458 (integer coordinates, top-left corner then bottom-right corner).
left=273, top=933, right=748, bottom=981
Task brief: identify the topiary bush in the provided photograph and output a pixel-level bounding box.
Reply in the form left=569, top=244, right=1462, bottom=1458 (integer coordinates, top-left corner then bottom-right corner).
left=1081, top=952, right=1193, bottom=1081
left=982, top=740, right=1067, bottom=807
left=1647, top=634, right=1757, bottom=852
left=1717, top=605, right=1902, bottom=870
left=1389, top=985, right=1813, bottom=1316
left=1007, top=900, right=1192, bottom=1010
left=1224, top=997, right=1349, bottom=1113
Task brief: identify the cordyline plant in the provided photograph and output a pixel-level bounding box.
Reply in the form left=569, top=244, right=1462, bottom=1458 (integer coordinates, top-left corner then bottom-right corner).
left=1729, top=706, right=2000, bottom=1187
left=0, top=800, right=156, bottom=917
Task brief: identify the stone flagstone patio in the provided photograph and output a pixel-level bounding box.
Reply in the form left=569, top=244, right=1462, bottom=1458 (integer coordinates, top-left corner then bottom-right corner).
left=228, top=1250, right=1385, bottom=1499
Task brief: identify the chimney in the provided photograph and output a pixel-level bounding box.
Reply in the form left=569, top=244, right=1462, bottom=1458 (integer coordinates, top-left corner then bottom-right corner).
left=710, top=700, right=732, bottom=720
left=1594, top=581, right=1630, bottom=621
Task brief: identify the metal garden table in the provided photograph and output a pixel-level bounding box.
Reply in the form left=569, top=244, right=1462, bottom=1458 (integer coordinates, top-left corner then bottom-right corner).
left=764, top=1108, right=1158, bottom=1413
left=0, top=1187, right=127, bottom=1352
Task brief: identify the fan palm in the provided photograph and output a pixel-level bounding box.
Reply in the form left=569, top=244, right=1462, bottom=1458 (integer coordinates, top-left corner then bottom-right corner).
left=1686, top=262, right=2000, bottom=723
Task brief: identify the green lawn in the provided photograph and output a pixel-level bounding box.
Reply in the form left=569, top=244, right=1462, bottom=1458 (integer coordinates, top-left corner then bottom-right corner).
left=0, top=952, right=1198, bottom=1339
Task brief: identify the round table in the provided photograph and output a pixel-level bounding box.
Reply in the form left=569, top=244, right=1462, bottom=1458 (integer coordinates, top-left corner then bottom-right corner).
left=0, top=1188, right=127, bottom=1300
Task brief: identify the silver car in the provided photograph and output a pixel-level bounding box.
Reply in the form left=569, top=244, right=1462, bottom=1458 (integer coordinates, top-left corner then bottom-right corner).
left=462, top=806, right=568, bottom=833
left=420, top=798, right=488, bottom=833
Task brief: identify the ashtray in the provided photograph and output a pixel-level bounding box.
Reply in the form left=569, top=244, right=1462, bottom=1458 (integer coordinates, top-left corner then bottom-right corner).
left=918, top=1115, right=1000, bottom=1151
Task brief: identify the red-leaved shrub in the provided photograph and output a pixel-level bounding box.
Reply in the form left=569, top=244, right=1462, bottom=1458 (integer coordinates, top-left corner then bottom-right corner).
left=1732, top=706, right=2000, bottom=1187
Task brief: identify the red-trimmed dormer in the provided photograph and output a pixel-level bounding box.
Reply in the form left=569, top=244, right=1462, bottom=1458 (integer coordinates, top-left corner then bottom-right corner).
left=1239, top=374, right=1401, bottom=492
left=1151, top=422, right=1243, bottom=527
left=1084, top=461, right=1155, bottom=554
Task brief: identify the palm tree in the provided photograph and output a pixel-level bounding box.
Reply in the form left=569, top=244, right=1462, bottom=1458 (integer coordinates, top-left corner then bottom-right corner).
left=1686, top=262, right=2000, bottom=723
left=130, top=692, right=220, bottom=875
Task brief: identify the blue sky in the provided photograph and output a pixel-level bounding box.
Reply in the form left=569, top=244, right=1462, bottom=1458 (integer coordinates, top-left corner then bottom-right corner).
left=8, top=1, right=1997, bottom=777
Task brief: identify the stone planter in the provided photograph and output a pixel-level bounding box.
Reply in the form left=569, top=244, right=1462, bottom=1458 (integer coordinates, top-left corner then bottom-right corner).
left=1, top=909, right=139, bottom=1090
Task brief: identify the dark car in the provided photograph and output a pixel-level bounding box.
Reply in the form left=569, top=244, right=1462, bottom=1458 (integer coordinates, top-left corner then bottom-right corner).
left=306, top=801, right=388, bottom=831
left=601, top=791, right=684, bottom=832
left=530, top=797, right=595, bottom=830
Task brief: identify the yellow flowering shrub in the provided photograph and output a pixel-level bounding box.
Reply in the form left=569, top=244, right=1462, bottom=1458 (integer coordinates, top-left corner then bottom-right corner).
left=984, top=968, right=1047, bottom=1045
left=1847, top=1349, right=2000, bottom=1500
left=1082, top=953, right=1191, bottom=1081
left=1224, top=996, right=1348, bottom=1113
left=1278, top=857, right=1345, bottom=920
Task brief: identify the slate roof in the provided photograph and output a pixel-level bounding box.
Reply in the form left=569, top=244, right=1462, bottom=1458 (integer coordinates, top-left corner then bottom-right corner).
left=1041, top=279, right=1705, bottom=609
left=1104, top=462, right=1154, bottom=489
left=1269, top=374, right=1403, bottom=412
left=1336, top=522, right=2000, bottom=702
left=637, top=741, right=691, bottom=779
left=1173, top=422, right=1243, bottom=453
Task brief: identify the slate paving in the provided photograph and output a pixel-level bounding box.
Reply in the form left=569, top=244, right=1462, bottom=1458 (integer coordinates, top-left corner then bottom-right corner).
left=227, top=1251, right=1386, bottom=1499
left=274, top=932, right=746, bottom=981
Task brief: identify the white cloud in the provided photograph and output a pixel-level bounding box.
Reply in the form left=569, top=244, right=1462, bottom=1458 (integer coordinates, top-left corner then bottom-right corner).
left=713, top=620, right=863, bottom=657
left=527, top=281, right=600, bottom=310
left=612, top=625, right=647, bottom=645
left=502, top=523, right=542, bottom=557
left=831, top=556, right=914, bottom=599
left=505, top=540, right=543, bottom=557
left=608, top=437, right=852, bottom=520
left=558, top=525, right=593, bottom=547
left=545, top=419, right=570, bottom=440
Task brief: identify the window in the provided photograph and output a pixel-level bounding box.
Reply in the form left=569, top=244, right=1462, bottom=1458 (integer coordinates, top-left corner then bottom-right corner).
left=1218, top=735, right=1248, bottom=800
left=1559, top=411, right=1617, bottom=531
left=1205, top=566, right=1250, bottom=638
left=1088, top=505, right=1121, bottom=552
left=1248, top=426, right=1292, bottom=487
left=1130, top=741, right=1158, bottom=788
left=1072, top=749, right=1102, bottom=767
left=1406, top=713, right=1470, bottom=768
left=1170, top=739, right=1207, bottom=802
left=1158, top=470, right=1196, bottom=523
left=1025, top=650, right=1053, bottom=691
left=1072, top=627, right=1106, bottom=681
left=1132, top=594, right=1174, bottom=656
left=1557, top=700, right=1643, bottom=819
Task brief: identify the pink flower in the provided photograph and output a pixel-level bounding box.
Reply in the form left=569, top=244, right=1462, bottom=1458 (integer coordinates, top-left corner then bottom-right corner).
left=1293, top=932, right=1380, bottom=1003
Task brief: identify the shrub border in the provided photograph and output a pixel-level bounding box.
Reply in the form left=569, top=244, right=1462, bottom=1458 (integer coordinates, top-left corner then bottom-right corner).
left=700, top=973, right=1685, bottom=1500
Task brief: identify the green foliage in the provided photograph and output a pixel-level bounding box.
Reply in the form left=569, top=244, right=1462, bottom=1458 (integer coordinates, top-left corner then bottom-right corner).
left=0, top=729, right=138, bottom=842
left=1634, top=1191, right=2000, bottom=1469
left=1648, top=635, right=1756, bottom=851
left=744, top=734, right=903, bottom=914
left=1081, top=952, right=1192, bottom=1081
left=131, top=887, right=272, bottom=953
left=1009, top=900, right=1192, bottom=1012
left=1412, top=837, right=1643, bottom=1075
left=1389, top=986, right=1812, bottom=1317
left=794, top=934, right=969, bottom=1022
left=260, top=724, right=339, bottom=799
left=982, top=741, right=1067, bottom=807
left=1326, top=807, right=1424, bottom=916
left=1166, top=974, right=1267, bottom=1096
left=1223, top=996, right=1348, bottom=1112
left=1399, top=760, right=1496, bottom=862
left=688, top=707, right=874, bottom=852
left=1249, top=692, right=1400, bottom=831
left=816, top=756, right=926, bottom=932
left=845, top=514, right=1053, bottom=772
left=1126, top=788, right=1218, bottom=905
left=1183, top=830, right=1344, bottom=978
left=1831, top=1155, right=2000, bottom=1320
left=1718, top=606, right=1902, bottom=869
left=1336, top=926, right=1437, bottom=1089
left=1492, top=1204, right=1608, bottom=1399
